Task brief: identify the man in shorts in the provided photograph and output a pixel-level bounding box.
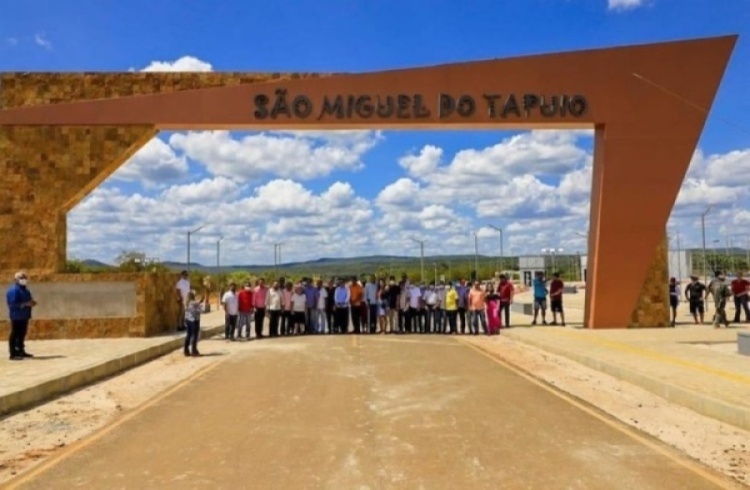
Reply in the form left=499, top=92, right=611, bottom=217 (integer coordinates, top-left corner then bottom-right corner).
left=549, top=272, right=565, bottom=326
left=684, top=275, right=706, bottom=325
left=531, top=271, right=548, bottom=326
left=708, top=272, right=731, bottom=328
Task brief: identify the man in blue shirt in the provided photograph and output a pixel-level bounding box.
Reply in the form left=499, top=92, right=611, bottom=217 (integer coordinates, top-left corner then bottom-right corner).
left=303, top=278, right=319, bottom=334
left=532, top=271, right=548, bottom=326
left=364, top=275, right=379, bottom=334
left=6, top=271, right=37, bottom=360
left=333, top=278, right=350, bottom=334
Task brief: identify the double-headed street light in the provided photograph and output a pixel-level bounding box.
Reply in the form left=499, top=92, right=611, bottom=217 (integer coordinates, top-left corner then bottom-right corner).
left=186, top=224, right=207, bottom=273
left=410, top=238, right=425, bottom=283
left=274, top=242, right=285, bottom=279
left=541, top=247, right=564, bottom=274
left=701, top=205, right=713, bottom=284
left=488, top=225, right=504, bottom=272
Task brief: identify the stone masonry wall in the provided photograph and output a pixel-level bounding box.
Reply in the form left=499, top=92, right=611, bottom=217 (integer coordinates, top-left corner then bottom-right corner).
left=629, top=236, right=670, bottom=328
left=0, top=72, right=323, bottom=275
left=0, top=272, right=179, bottom=340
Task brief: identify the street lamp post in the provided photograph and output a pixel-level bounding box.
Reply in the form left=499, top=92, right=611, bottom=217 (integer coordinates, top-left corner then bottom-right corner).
left=216, top=236, right=224, bottom=307
left=410, top=238, right=425, bottom=283
left=488, top=225, right=504, bottom=273
left=541, top=247, right=564, bottom=275
left=186, top=225, right=206, bottom=273
left=274, top=242, right=284, bottom=279
left=701, top=206, right=712, bottom=284
left=712, top=239, right=720, bottom=272
left=433, top=262, right=438, bottom=285
left=474, top=233, right=479, bottom=281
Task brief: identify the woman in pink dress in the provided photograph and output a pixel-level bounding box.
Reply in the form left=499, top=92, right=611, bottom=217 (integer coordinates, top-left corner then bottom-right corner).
left=485, top=284, right=501, bottom=335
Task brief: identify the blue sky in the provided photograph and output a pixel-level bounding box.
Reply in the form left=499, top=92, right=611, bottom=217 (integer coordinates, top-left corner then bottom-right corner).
left=1, top=0, right=749, bottom=266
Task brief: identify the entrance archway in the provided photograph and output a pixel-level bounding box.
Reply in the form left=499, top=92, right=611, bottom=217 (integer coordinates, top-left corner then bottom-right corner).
left=0, top=35, right=737, bottom=329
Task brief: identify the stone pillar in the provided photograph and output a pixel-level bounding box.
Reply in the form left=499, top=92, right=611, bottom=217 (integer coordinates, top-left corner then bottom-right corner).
left=0, top=126, right=155, bottom=274
left=629, top=236, right=670, bottom=328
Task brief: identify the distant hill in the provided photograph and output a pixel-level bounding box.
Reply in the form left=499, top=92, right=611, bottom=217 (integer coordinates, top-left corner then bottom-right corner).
left=158, top=254, right=504, bottom=277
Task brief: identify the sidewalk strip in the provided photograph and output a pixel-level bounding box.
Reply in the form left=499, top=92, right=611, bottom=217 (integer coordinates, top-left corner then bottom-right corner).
left=547, top=329, right=750, bottom=385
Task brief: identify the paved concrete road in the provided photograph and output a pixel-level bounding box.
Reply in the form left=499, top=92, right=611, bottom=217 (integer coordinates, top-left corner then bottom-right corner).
left=11, top=335, right=734, bottom=489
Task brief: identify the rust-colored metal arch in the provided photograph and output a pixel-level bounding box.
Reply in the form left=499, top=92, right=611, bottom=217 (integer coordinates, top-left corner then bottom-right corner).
left=0, top=35, right=737, bottom=328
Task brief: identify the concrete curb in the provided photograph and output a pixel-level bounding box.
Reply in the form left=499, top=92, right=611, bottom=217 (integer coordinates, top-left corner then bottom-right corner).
left=0, top=324, right=225, bottom=417
left=503, top=331, right=750, bottom=432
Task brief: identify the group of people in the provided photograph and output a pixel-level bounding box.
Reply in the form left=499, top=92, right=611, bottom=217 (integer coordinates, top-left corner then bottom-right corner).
left=670, top=271, right=750, bottom=328
left=215, top=274, right=521, bottom=340
left=174, top=270, right=574, bottom=353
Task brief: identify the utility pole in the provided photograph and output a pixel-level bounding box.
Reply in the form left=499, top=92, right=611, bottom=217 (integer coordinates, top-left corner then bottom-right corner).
left=274, top=242, right=284, bottom=279
left=433, top=262, right=438, bottom=285
left=488, top=225, right=503, bottom=273
left=474, top=233, right=479, bottom=281
left=216, top=236, right=224, bottom=307
left=186, top=224, right=206, bottom=273
left=411, top=238, right=425, bottom=283
left=216, top=236, right=224, bottom=275
left=701, top=206, right=712, bottom=284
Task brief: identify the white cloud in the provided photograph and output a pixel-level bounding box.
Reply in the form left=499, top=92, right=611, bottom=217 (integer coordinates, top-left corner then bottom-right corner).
left=112, top=137, right=189, bottom=186
left=33, top=33, right=52, bottom=50
left=162, top=177, right=240, bottom=205
left=5, top=37, right=18, bottom=47
left=608, top=0, right=646, bottom=11
left=392, top=130, right=592, bottom=219
left=169, top=130, right=380, bottom=182
left=68, top=126, right=750, bottom=264
left=137, top=56, right=213, bottom=72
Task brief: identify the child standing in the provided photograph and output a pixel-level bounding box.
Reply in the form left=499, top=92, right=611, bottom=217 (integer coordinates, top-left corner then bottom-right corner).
left=184, top=290, right=202, bottom=357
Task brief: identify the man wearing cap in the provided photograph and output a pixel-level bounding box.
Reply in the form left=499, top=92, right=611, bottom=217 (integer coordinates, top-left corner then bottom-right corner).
left=684, top=275, right=707, bottom=325
left=6, top=271, right=37, bottom=360
left=175, top=271, right=191, bottom=331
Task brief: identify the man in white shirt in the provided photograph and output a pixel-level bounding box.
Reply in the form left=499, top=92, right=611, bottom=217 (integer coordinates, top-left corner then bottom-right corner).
left=423, top=284, right=438, bottom=333
left=222, top=283, right=239, bottom=341
left=316, top=279, right=329, bottom=334
left=265, top=281, right=282, bottom=337
left=408, top=284, right=422, bottom=334
left=175, top=271, right=191, bottom=332
left=435, top=281, right=447, bottom=333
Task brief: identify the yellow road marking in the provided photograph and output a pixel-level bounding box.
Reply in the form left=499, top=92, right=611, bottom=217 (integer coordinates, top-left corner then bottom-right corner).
left=545, top=329, right=750, bottom=385
left=457, top=338, right=736, bottom=489
left=3, top=356, right=229, bottom=490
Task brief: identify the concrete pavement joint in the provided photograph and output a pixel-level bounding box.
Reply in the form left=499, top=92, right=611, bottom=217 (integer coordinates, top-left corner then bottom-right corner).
left=457, top=338, right=737, bottom=490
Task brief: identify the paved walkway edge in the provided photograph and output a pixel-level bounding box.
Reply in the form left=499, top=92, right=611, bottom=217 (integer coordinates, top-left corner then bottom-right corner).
left=0, top=325, right=225, bottom=417
left=501, top=332, right=750, bottom=432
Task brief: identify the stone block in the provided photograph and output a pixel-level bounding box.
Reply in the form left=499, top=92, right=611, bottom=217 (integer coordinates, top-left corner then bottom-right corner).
left=739, top=332, right=750, bottom=356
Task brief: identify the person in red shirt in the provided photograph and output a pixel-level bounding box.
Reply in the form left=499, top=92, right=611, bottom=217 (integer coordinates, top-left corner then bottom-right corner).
left=731, top=272, right=750, bottom=323
left=549, top=272, right=566, bottom=326
left=236, top=282, right=254, bottom=340
left=498, top=275, right=514, bottom=328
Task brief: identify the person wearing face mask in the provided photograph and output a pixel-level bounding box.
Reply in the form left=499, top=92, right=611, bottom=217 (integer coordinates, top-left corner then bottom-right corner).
left=385, top=276, right=400, bottom=334
left=236, top=282, right=254, bottom=340
left=423, top=283, right=438, bottom=334
left=6, top=271, right=37, bottom=360
left=221, top=283, right=239, bottom=341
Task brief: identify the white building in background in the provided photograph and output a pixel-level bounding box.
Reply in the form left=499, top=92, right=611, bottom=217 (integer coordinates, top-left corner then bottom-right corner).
left=579, top=251, right=697, bottom=284
left=518, top=256, right=547, bottom=287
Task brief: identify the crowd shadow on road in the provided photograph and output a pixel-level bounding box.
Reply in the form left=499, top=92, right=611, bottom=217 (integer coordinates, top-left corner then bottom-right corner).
left=28, top=355, right=66, bottom=361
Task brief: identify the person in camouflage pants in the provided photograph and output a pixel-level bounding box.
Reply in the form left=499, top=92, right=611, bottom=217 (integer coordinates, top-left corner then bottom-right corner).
left=709, top=272, right=731, bottom=328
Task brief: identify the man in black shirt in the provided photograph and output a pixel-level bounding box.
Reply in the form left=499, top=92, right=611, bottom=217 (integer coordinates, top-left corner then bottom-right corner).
left=684, top=275, right=707, bottom=324
left=385, top=276, right=401, bottom=334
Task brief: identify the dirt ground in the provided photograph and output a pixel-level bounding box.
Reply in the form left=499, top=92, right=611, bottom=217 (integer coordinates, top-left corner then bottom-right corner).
left=0, top=337, right=750, bottom=488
